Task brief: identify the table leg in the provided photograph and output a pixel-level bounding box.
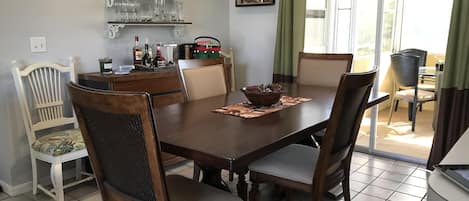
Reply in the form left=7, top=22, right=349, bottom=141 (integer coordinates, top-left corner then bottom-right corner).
left=236, top=170, right=248, bottom=201
left=200, top=166, right=231, bottom=192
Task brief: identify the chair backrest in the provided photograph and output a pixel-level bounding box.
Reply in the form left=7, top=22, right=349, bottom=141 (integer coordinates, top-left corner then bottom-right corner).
left=390, top=53, right=420, bottom=88
left=68, top=83, right=169, bottom=201
left=12, top=58, right=77, bottom=145
left=399, top=49, right=427, bottom=67
left=297, top=52, right=353, bottom=87
left=178, top=58, right=230, bottom=101
left=312, top=70, right=376, bottom=194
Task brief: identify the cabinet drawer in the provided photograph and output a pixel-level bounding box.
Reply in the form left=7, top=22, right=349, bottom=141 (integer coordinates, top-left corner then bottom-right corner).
left=152, top=92, right=185, bottom=108
left=112, top=76, right=181, bottom=94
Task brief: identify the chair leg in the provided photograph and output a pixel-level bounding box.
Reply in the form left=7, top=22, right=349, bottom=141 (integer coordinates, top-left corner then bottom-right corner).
left=387, top=98, right=396, bottom=125
left=193, top=163, right=201, bottom=181
left=249, top=182, right=260, bottom=201
left=31, top=157, right=38, bottom=195
left=75, top=159, right=82, bottom=180
left=342, top=174, right=351, bottom=201
left=51, top=162, right=64, bottom=201
left=411, top=102, right=418, bottom=132
left=419, top=103, right=423, bottom=112
left=394, top=100, right=399, bottom=112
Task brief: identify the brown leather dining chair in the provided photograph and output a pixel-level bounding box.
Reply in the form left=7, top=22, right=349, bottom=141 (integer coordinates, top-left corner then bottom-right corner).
left=68, top=83, right=242, bottom=201
left=177, top=58, right=232, bottom=181
left=297, top=52, right=354, bottom=87
left=248, top=70, right=376, bottom=201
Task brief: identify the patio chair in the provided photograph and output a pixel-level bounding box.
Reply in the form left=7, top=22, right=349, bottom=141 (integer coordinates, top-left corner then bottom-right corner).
left=387, top=53, right=436, bottom=132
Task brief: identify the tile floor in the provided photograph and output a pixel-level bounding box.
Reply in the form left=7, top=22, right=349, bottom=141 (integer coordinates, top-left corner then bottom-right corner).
left=0, top=152, right=430, bottom=201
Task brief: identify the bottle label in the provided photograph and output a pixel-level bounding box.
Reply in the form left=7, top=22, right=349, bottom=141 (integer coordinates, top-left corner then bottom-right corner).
left=103, top=63, right=112, bottom=70
left=135, top=51, right=143, bottom=60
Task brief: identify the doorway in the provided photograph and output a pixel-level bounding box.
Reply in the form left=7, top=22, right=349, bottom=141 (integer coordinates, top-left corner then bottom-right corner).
left=304, top=0, right=453, bottom=162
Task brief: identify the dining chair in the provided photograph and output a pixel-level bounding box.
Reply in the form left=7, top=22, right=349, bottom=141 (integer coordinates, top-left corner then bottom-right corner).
left=296, top=52, right=353, bottom=87
left=296, top=52, right=353, bottom=147
left=387, top=53, right=436, bottom=132
left=11, top=58, right=94, bottom=201
left=248, top=70, right=377, bottom=201
left=178, top=58, right=231, bottom=101
left=178, top=58, right=231, bottom=181
left=68, top=83, right=242, bottom=201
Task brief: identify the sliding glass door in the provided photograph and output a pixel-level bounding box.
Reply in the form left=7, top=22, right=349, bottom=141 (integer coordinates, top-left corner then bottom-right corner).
left=304, top=0, right=452, bottom=162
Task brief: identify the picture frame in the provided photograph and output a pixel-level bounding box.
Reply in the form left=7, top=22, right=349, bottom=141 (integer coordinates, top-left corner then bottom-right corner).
left=235, top=0, right=275, bottom=7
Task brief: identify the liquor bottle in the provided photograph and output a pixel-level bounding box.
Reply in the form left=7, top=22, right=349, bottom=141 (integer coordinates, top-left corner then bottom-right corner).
left=142, top=39, right=152, bottom=67
left=153, top=43, right=166, bottom=67
left=132, top=36, right=143, bottom=65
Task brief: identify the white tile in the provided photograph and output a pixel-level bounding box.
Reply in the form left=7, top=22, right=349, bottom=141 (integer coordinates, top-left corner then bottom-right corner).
left=370, top=178, right=401, bottom=190
left=350, top=172, right=377, bottom=184
left=396, top=183, right=427, bottom=198
left=379, top=171, right=409, bottom=183
left=352, top=193, right=385, bottom=201
left=361, top=185, right=393, bottom=199
left=404, top=176, right=428, bottom=188
left=388, top=192, right=422, bottom=201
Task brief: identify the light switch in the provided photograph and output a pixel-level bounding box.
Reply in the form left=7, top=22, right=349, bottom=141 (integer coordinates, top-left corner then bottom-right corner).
left=30, top=37, right=47, bottom=53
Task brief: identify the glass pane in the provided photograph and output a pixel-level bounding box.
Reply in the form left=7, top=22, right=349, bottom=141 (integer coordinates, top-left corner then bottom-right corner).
left=338, top=0, right=352, bottom=9
left=307, top=0, right=326, bottom=10
left=304, top=18, right=327, bottom=53
left=400, top=0, right=452, bottom=54
left=336, top=10, right=351, bottom=52
left=354, top=0, right=378, bottom=150
left=353, top=0, right=378, bottom=72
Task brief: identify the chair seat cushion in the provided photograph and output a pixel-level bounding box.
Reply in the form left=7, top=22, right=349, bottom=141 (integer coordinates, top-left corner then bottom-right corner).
left=418, top=84, right=436, bottom=92
left=32, top=128, right=85, bottom=156
left=395, top=89, right=435, bottom=102
left=248, top=144, right=319, bottom=185
left=166, top=175, right=242, bottom=201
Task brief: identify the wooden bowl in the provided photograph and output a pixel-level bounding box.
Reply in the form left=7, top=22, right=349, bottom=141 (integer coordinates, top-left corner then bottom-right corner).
left=241, top=84, right=282, bottom=107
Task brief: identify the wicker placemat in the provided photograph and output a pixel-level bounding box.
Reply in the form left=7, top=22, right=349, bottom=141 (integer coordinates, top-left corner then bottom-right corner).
left=213, top=96, right=312, bottom=119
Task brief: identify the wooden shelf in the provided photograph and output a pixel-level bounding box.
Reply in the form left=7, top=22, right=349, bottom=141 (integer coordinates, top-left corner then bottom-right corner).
left=107, top=21, right=192, bottom=39
left=108, top=21, right=192, bottom=25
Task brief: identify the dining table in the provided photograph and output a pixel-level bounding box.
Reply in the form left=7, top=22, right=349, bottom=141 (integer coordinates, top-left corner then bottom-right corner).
left=154, top=83, right=389, bottom=200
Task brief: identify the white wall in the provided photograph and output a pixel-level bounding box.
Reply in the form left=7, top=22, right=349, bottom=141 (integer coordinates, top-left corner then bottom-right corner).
left=0, top=0, right=229, bottom=191
left=0, top=0, right=278, bottom=192
left=0, top=0, right=107, bottom=188
left=229, top=1, right=278, bottom=87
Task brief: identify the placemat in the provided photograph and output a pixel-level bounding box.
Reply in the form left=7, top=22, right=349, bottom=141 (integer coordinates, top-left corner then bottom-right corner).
left=213, top=96, right=312, bottom=119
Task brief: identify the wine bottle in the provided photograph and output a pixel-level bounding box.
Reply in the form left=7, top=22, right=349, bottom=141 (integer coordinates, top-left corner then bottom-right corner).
left=132, top=36, right=143, bottom=65
left=142, top=39, right=152, bottom=67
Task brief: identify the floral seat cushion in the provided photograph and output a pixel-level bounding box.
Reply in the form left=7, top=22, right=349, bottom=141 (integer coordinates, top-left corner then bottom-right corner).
left=32, top=129, right=86, bottom=156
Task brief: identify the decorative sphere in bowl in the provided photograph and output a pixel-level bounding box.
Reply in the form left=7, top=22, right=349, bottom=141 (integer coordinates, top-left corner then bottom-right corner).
left=241, top=84, right=283, bottom=107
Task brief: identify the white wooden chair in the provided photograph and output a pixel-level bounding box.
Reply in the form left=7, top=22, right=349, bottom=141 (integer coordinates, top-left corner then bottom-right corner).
left=11, top=58, right=94, bottom=201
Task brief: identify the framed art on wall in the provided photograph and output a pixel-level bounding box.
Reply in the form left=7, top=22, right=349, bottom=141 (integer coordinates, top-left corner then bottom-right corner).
left=236, top=0, right=275, bottom=7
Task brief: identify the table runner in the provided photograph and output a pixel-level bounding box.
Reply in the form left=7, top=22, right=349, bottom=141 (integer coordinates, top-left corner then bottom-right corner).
left=213, top=96, right=312, bottom=119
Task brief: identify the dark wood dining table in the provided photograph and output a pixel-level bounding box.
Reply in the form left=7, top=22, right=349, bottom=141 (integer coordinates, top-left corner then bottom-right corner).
left=155, top=83, right=389, bottom=200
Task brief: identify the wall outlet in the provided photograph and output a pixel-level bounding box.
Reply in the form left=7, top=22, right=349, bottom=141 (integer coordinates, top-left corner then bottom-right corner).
left=30, top=37, right=47, bottom=53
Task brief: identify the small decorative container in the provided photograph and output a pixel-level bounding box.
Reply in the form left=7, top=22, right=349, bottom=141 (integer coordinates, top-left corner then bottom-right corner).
left=99, top=58, right=113, bottom=75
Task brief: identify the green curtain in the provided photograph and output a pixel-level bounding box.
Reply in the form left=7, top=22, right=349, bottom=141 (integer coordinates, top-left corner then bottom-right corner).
left=273, top=0, right=306, bottom=82
left=427, top=0, right=469, bottom=169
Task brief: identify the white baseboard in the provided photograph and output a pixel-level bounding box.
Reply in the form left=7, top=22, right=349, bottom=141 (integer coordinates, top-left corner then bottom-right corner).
left=0, top=169, right=78, bottom=196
